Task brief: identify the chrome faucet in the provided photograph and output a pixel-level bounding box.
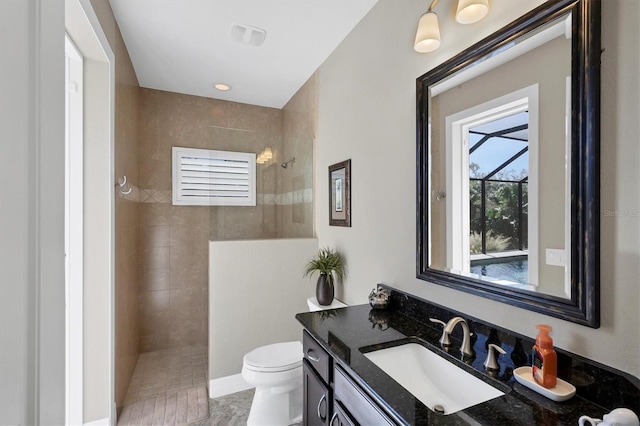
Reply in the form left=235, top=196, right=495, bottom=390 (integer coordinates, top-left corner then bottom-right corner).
left=430, top=316, right=474, bottom=357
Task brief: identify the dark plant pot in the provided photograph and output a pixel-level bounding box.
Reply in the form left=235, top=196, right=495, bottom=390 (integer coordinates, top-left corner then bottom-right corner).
left=316, top=272, right=335, bottom=306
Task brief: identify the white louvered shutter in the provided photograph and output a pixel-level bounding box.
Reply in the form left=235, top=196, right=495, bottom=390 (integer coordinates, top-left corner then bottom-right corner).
left=172, top=147, right=256, bottom=206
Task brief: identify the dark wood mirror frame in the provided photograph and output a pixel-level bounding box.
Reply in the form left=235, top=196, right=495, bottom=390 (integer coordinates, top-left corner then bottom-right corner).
left=416, top=0, right=600, bottom=327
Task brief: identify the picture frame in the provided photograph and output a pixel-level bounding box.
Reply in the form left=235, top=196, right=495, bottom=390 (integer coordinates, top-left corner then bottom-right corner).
left=329, top=159, right=351, bottom=227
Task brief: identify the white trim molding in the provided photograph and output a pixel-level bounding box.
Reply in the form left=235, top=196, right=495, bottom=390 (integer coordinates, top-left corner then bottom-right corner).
left=209, top=374, right=254, bottom=399
left=65, top=32, right=85, bottom=426
left=65, top=0, right=116, bottom=423
left=84, top=417, right=109, bottom=426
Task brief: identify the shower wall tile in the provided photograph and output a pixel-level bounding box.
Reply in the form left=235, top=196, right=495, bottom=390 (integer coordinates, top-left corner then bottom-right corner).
left=138, top=81, right=316, bottom=351
left=140, top=246, right=171, bottom=272
left=139, top=203, right=172, bottom=226
left=139, top=290, right=170, bottom=314
left=169, top=264, right=206, bottom=290
left=170, top=224, right=203, bottom=248
left=141, top=225, right=171, bottom=248
left=140, top=267, right=170, bottom=293
left=139, top=333, right=168, bottom=354
left=279, top=71, right=317, bottom=238
left=169, top=288, right=202, bottom=315
left=139, top=88, right=285, bottom=352
left=170, top=206, right=207, bottom=228
left=116, top=195, right=139, bottom=229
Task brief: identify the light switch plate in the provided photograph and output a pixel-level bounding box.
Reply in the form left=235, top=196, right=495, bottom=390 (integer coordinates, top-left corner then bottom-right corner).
left=546, top=248, right=566, bottom=267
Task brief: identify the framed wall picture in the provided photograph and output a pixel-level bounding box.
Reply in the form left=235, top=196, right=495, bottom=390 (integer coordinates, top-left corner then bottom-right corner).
left=329, top=159, right=351, bottom=227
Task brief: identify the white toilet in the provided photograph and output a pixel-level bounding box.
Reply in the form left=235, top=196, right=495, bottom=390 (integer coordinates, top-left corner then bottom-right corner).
left=242, top=341, right=303, bottom=425
left=241, top=298, right=347, bottom=425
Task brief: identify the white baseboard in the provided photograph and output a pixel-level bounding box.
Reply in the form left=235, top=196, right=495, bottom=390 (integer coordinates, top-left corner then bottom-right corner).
left=84, top=417, right=109, bottom=426
left=209, top=374, right=254, bottom=399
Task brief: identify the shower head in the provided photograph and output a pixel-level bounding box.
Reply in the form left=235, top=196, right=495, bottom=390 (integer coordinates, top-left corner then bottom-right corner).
left=281, top=157, right=296, bottom=169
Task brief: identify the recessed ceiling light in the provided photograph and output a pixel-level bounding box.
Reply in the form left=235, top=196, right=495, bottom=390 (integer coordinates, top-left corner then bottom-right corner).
left=214, top=83, right=231, bottom=91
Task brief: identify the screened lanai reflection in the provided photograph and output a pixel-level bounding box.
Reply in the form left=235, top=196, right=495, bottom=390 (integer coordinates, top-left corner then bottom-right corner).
left=468, top=111, right=529, bottom=284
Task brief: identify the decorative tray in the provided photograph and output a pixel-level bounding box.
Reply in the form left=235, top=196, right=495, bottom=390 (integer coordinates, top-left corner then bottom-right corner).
left=513, top=366, right=576, bottom=402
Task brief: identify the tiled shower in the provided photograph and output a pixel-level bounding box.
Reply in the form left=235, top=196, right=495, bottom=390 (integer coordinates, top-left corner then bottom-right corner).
left=114, top=69, right=317, bottom=421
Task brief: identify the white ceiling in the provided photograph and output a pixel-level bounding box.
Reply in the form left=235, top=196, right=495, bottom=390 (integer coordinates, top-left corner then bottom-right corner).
left=109, top=0, right=379, bottom=109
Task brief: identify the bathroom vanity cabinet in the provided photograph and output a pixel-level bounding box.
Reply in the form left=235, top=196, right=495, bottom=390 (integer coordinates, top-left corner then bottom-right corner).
left=303, top=330, right=394, bottom=425
left=296, top=286, right=640, bottom=426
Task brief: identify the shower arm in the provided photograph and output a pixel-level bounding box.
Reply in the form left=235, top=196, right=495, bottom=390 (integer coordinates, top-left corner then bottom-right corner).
left=281, top=157, right=296, bottom=169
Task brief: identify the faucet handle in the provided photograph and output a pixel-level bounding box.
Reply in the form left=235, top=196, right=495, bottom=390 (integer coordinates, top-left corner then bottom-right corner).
left=483, top=343, right=506, bottom=371
left=429, top=318, right=451, bottom=346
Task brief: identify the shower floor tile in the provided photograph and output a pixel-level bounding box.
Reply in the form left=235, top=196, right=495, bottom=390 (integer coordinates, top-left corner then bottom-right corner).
left=123, top=345, right=208, bottom=405
left=117, top=386, right=209, bottom=426
left=119, top=345, right=209, bottom=425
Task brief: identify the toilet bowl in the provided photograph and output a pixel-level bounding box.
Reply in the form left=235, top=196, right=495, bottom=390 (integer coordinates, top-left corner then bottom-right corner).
left=242, top=298, right=346, bottom=425
left=241, top=341, right=303, bottom=425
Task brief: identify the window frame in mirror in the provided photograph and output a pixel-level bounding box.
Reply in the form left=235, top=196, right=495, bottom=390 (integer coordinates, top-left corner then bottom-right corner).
left=416, top=0, right=600, bottom=328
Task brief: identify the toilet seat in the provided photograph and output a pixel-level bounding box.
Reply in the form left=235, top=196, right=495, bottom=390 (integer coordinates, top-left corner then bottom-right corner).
left=243, top=341, right=302, bottom=373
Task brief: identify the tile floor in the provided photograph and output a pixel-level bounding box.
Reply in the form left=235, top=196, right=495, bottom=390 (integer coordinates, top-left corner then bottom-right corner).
left=194, top=389, right=255, bottom=425
left=118, top=386, right=209, bottom=425
left=195, top=389, right=303, bottom=426
left=118, top=345, right=209, bottom=425
left=123, top=345, right=208, bottom=405
left=119, top=345, right=304, bottom=425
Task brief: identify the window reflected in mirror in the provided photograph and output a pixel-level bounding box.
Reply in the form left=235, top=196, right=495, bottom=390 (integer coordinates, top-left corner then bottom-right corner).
left=468, top=110, right=529, bottom=285
left=426, top=14, right=572, bottom=299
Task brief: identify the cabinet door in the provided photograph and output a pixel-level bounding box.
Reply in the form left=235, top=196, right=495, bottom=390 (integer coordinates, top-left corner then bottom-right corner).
left=303, top=359, right=331, bottom=425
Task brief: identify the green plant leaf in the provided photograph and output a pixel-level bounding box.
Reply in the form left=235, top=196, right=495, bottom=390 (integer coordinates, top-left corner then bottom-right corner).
left=303, top=247, right=346, bottom=283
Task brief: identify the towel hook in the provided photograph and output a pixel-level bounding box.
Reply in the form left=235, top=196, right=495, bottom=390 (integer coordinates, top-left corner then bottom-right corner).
left=116, top=176, right=132, bottom=195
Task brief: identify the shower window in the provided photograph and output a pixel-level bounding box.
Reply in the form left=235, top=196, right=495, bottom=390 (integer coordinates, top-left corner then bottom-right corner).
left=172, top=146, right=256, bottom=206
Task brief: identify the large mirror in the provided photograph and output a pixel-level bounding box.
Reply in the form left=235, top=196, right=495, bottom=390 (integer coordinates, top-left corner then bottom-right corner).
left=416, top=0, right=600, bottom=327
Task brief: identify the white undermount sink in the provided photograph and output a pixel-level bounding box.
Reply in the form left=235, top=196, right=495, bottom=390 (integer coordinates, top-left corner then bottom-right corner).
left=363, top=343, right=504, bottom=415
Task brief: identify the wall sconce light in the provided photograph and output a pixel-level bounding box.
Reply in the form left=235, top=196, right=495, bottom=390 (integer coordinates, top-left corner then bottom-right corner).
left=414, top=0, right=489, bottom=53
left=256, top=146, right=273, bottom=164
left=414, top=4, right=441, bottom=53
left=455, top=0, right=489, bottom=24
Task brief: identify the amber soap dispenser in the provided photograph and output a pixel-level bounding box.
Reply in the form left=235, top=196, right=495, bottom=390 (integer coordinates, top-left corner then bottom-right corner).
left=532, top=324, right=557, bottom=388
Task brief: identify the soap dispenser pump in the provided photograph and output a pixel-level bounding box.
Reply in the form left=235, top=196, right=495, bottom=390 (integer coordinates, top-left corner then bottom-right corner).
left=532, top=324, right=557, bottom=388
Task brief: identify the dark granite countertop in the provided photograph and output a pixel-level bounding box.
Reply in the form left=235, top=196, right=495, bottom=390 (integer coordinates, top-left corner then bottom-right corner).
left=296, top=302, right=624, bottom=426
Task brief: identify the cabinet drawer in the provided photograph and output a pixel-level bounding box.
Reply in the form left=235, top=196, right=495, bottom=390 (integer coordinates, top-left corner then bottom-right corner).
left=334, top=365, right=394, bottom=426
left=303, top=331, right=331, bottom=383
left=330, top=401, right=357, bottom=426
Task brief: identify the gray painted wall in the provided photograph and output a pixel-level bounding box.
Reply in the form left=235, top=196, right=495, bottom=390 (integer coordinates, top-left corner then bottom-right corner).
left=208, top=238, right=318, bottom=381
left=316, top=0, right=640, bottom=377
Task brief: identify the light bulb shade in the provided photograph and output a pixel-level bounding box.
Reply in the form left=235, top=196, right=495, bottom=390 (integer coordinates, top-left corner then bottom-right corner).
left=455, top=0, right=489, bottom=24
left=262, top=147, right=273, bottom=160
left=414, top=11, right=441, bottom=53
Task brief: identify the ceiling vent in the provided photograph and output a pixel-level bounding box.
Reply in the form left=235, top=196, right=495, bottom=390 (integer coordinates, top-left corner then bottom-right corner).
left=230, top=23, right=266, bottom=47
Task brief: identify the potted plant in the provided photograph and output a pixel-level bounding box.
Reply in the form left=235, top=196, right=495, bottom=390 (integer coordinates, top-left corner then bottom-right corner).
left=304, top=247, right=346, bottom=306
